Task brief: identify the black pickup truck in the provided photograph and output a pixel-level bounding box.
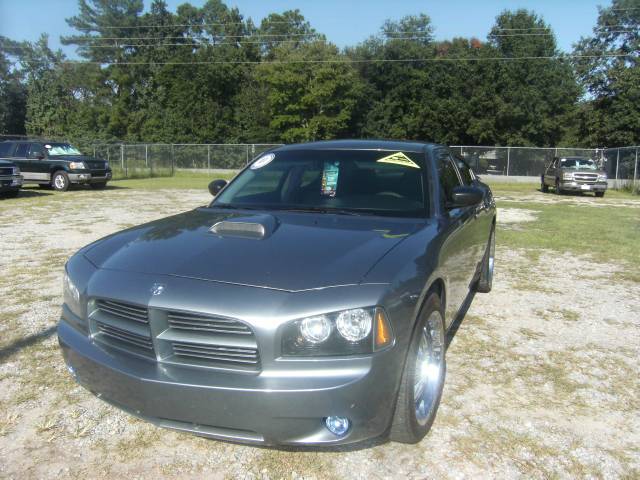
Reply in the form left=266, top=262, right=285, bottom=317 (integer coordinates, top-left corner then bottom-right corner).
left=0, top=159, right=23, bottom=198
left=0, top=140, right=112, bottom=191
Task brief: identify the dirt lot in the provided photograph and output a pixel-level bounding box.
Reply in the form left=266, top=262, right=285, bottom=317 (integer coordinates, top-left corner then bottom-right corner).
left=0, top=185, right=638, bottom=479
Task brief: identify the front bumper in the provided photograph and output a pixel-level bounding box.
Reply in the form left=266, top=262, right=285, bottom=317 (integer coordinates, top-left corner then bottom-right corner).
left=68, top=171, right=112, bottom=184
left=58, top=315, right=400, bottom=446
left=0, top=175, right=22, bottom=191
left=559, top=181, right=607, bottom=192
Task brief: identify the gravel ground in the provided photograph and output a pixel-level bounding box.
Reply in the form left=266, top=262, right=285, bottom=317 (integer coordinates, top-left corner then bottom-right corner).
left=0, top=185, right=638, bottom=479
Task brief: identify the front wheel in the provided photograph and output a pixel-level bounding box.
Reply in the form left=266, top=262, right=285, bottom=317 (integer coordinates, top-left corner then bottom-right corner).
left=541, top=176, right=549, bottom=193
left=390, top=294, right=446, bottom=444
left=555, top=179, right=563, bottom=195
left=52, top=171, right=70, bottom=192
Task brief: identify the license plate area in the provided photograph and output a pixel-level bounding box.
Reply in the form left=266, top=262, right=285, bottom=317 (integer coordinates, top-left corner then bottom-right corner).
left=580, top=184, right=591, bottom=190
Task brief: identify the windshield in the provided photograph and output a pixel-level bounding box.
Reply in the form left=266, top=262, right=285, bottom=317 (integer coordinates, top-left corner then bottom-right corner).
left=45, top=143, right=82, bottom=156
left=212, top=149, right=427, bottom=217
left=560, top=158, right=597, bottom=170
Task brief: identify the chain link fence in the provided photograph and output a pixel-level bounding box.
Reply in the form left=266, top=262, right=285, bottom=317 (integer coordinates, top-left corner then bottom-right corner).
left=88, top=143, right=281, bottom=179
left=1, top=135, right=638, bottom=184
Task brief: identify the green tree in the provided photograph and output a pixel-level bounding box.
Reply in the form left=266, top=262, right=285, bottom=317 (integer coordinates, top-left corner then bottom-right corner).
left=255, top=41, right=366, bottom=143
left=573, top=0, right=640, bottom=146
left=0, top=37, right=27, bottom=134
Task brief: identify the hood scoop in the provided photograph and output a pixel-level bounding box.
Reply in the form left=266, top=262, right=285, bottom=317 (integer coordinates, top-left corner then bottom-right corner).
left=209, top=214, right=278, bottom=240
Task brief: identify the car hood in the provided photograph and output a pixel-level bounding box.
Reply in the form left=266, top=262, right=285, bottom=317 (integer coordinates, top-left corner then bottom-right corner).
left=83, top=208, right=426, bottom=291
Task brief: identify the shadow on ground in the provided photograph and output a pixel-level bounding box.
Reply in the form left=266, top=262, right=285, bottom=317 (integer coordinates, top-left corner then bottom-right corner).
left=0, top=325, right=57, bottom=363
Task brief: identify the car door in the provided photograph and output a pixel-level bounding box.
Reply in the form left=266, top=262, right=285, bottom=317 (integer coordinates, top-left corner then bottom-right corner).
left=434, top=149, right=479, bottom=326
left=26, top=143, right=51, bottom=182
left=454, top=155, right=491, bottom=268
left=10, top=143, right=32, bottom=179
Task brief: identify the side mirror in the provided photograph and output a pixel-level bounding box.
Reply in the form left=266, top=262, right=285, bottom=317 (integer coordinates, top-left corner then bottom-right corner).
left=37, top=154, right=44, bottom=160
left=208, top=179, right=228, bottom=196
left=449, top=185, right=483, bottom=208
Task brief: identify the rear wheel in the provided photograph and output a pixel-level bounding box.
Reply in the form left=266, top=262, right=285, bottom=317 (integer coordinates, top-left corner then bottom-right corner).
left=52, top=171, right=70, bottom=192
left=90, top=182, right=107, bottom=190
left=390, top=294, right=446, bottom=444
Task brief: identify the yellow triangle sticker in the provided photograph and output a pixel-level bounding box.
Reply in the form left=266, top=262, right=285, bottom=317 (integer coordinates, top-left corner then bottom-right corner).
left=376, top=152, right=420, bottom=169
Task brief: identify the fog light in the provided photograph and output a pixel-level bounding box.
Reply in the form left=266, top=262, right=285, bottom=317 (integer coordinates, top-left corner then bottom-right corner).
left=324, top=416, right=350, bottom=436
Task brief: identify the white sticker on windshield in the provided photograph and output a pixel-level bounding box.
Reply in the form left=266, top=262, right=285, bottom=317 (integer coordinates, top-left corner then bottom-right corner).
left=250, top=153, right=275, bottom=170
left=45, top=144, right=51, bottom=149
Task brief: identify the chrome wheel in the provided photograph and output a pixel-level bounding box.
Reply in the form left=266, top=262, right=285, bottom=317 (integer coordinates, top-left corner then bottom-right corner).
left=54, top=175, right=66, bottom=190
left=413, top=311, right=445, bottom=426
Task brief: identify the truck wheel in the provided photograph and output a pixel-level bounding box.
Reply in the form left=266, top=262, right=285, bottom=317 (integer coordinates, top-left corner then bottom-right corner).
left=390, top=294, right=446, bottom=444
left=52, top=171, right=70, bottom=192
left=541, top=176, right=548, bottom=193
left=90, top=182, right=107, bottom=190
left=595, top=191, right=605, bottom=198
left=555, top=179, right=563, bottom=195
left=475, top=226, right=495, bottom=293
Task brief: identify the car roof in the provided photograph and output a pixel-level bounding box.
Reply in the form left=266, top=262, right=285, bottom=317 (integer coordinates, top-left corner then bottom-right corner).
left=274, top=139, right=439, bottom=153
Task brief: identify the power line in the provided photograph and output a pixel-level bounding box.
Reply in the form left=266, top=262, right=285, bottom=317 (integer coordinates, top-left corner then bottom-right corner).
left=38, top=53, right=633, bottom=66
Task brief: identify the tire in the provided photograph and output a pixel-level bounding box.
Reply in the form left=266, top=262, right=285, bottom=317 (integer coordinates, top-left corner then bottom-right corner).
left=51, top=171, right=70, bottom=192
left=595, top=191, right=605, bottom=198
left=390, top=294, right=446, bottom=444
left=541, top=176, right=549, bottom=193
left=90, top=182, right=107, bottom=190
left=475, top=226, right=495, bottom=293
left=555, top=179, right=563, bottom=195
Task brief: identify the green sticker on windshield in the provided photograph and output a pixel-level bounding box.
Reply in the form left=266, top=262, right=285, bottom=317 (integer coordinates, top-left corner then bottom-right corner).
left=377, top=152, right=420, bottom=169
left=321, top=161, right=340, bottom=197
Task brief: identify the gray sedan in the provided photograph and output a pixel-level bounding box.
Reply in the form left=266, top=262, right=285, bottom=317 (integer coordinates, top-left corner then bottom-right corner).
left=58, top=140, right=496, bottom=446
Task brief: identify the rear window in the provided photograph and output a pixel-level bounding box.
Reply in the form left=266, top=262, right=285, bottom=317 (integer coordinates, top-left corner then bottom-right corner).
left=13, top=143, right=29, bottom=158
left=214, top=149, right=427, bottom=217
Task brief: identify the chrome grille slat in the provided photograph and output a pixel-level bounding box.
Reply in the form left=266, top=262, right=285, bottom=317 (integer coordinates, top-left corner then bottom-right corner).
left=96, top=299, right=148, bottom=323
left=172, top=342, right=260, bottom=364
left=97, top=322, right=153, bottom=350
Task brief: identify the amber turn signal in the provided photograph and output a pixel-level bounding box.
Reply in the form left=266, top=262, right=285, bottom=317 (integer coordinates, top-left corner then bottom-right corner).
left=374, top=309, right=393, bottom=350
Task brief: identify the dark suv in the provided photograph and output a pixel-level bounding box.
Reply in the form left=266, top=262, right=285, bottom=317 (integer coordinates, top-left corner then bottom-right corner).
left=0, top=140, right=112, bottom=191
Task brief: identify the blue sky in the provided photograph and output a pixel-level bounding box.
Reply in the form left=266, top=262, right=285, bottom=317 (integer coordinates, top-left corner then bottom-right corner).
left=0, top=0, right=607, bottom=57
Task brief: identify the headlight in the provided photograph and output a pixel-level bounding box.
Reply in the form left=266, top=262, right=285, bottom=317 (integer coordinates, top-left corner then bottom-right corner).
left=13, top=166, right=21, bottom=175
left=282, top=307, right=393, bottom=356
left=63, top=270, right=81, bottom=315
left=597, top=174, right=607, bottom=181
left=69, top=161, right=88, bottom=170
left=562, top=172, right=574, bottom=180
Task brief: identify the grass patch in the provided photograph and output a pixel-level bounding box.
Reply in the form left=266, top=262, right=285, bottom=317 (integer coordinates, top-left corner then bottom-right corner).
left=496, top=201, right=640, bottom=269
left=488, top=181, right=639, bottom=199
left=110, top=170, right=238, bottom=191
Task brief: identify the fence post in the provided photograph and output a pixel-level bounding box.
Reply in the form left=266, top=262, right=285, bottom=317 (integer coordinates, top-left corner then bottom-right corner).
left=171, top=144, right=175, bottom=176
left=145, top=144, right=148, bottom=168
left=506, top=147, right=510, bottom=176
left=615, top=149, right=619, bottom=184
left=120, top=144, right=126, bottom=178
left=634, top=147, right=638, bottom=185
left=207, top=145, right=211, bottom=174
left=246, top=145, right=250, bottom=165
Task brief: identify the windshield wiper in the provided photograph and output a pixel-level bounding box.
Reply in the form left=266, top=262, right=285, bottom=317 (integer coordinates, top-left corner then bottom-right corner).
left=276, top=206, right=366, bottom=216
left=211, top=204, right=263, bottom=210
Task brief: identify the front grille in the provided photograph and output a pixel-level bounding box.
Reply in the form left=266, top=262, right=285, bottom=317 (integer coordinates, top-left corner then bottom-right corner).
left=574, top=173, right=598, bottom=184
left=0, top=167, right=13, bottom=176
left=168, top=311, right=252, bottom=335
left=88, top=299, right=261, bottom=372
left=163, top=310, right=260, bottom=371
left=172, top=342, right=259, bottom=365
left=96, top=321, right=153, bottom=350
left=90, top=299, right=154, bottom=358
left=90, top=169, right=107, bottom=177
